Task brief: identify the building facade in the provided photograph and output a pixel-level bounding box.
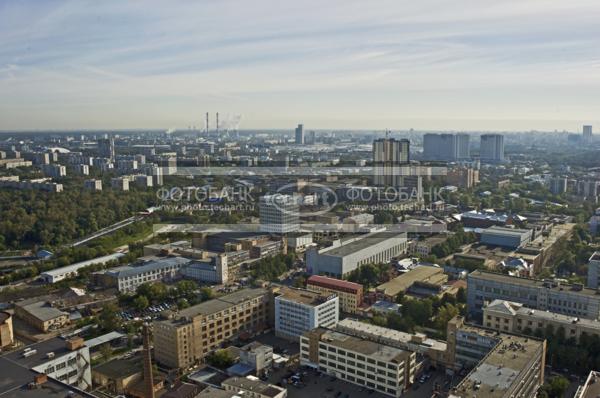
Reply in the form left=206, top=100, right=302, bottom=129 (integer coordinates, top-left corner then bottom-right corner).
left=153, top=288, right=272, bottom=369
left=259, top=194, right=300, bottom=234
left=274, top=287, right=339, bottom=340
left=467, top=270, right=600, bottom=321
left=300, top=327, right=416, bottom=398
left=306, top=275, right=363, bottom=314
left=479, top=134, right=504, bottom=163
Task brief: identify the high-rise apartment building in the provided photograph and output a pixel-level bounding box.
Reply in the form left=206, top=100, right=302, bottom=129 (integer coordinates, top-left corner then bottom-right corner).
left=259, top=194, right=299, bottom=233
left=373, top=137, right=410, bottom=187
left=423, top=133, right=470, bottom=161
left=153, top=288, right=272, bottom=369
left=587, top=252, right=600, bottom=289
left=295, top=124, right=304, bottom=144
left=583, top=125, right=593, bottom=144
left=479, top=134, right=504, bottom=163
left=98, top=137, right=115, bottom=160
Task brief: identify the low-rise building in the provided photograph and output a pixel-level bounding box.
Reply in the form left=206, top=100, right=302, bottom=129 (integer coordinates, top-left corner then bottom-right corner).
left=95, top=257, right=191, bottom=293
left=483, top=299, right=600, bottom=343
left=300, top=327, right=416, bottom=397
left=84, top=179, right=102, bottom=191
left=306, top=275, right=363, bottom=314
left=40, top=253, right=125, bottom=283
left=14, top=300, right=69, bottom=333
left=375, top=265, right=448, bottom=300
left=222, top=376, right=287, bottom=398
left=239, top=342, right=273, bottom=376
left=92, top=356, right=142, bottom=394
left=274, top=287, right=339, bottom=340
left=0, top=311, right=14, bottom=348
left=307, top=232, right=408, bottom=277
left=480, top=226, right=533, bottom=249
left=180, top=257, right=229, bottom=284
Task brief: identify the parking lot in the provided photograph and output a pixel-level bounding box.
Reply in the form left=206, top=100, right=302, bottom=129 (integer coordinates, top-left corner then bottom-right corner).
left=268, top=364, right=451, bottom=398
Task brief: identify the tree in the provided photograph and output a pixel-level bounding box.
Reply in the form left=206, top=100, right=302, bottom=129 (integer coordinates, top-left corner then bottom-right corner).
left=200, top=287, right=215, bottom=302
left=456, top=287, right=467, bottom=303
left=435, top=303, right=459, bottom=333
left=98, top=303, right=120, bottom=332
left=538, top=376, right=569, bottom=398
left=177, top=298, right=190, bottom=309
left=207, top=349, right=234, bottom=368
left=133, top=295, right=150, bottom=311
left=175, top=280, right=197, bottom=298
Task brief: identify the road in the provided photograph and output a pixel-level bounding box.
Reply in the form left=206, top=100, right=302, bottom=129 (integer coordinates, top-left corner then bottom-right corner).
left=69, top=215, right=144, bottom=247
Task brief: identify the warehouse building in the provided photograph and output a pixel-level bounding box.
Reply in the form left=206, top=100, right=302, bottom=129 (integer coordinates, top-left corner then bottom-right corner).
left=480, top=226, right=533, bottom=249
left=40, top=253, right=125, bottom=283
left=307, top=232, right=408, bottom=277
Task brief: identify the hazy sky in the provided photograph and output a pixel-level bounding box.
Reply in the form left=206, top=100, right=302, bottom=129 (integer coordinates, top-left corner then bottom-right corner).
left=1, top=0, right=600, bottom=131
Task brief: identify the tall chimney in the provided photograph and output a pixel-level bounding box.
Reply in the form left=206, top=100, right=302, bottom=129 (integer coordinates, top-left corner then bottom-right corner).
left=205, top=112, right=209, bottom=134
left=216, top=112, right=219, bottom=134
left=142, top=323, right=155, bottom=398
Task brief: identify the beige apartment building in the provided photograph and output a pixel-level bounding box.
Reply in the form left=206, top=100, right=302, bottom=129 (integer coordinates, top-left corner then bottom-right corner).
left=306, top=275, right=363, bottom=314
left=483, top=299, right=600, bottom=343
left=153, top=288, right=272, bottom=369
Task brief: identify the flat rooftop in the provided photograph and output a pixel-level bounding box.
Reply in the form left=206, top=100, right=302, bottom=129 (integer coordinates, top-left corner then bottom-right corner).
left=376, top=265, right=446, bottom=296
left=275, top=286, right=332, bottom=306
left=337, top=318, right=447, bottom=352
left=16, top=301, right=67, bottom=322
left=575, top=371, right=600, bottom=398
left=0, top=338, right=92, bottom=398
left=469, top=270, right=600, bottom=297
left=223, top=377, right=284, bottom=398
left=307, top=275, right=362, bottom=293
left=166, top=288, right=269, bottom=322
left=452, top=329, right=544, bottom=398
left=315, top=328, right=409, bottom=364
left=321, top=232, right=406, bottom=257
left=93, top=356, right=142, bottom=379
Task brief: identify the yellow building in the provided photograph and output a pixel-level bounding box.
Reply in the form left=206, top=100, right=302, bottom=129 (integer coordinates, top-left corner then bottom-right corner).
left=306, top=275, right=363, bottom=314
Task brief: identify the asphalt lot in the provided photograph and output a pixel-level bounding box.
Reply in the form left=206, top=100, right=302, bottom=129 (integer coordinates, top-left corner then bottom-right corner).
left=268, top=363, right=451, bottom=398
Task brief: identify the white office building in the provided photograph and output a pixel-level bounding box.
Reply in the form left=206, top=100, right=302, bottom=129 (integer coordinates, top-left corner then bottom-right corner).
left=259, top=194, right=299, bottom=234
left=274, top=287, right=339, bottom=340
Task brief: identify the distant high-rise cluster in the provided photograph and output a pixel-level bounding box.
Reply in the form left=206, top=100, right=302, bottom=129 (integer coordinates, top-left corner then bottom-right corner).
left=423, top=133, right=470, bottom=161
left=97, top=137, right=115, bottom=160
left=480, top=133, right=505, bottom=163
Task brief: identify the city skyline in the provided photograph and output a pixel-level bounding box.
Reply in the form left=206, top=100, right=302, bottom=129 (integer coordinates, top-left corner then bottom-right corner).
left=1, top=0, right=600, bottom=131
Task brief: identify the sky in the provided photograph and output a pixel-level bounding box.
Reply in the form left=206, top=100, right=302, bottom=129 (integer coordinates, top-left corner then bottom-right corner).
left=1, top=0, right=600, bottom=132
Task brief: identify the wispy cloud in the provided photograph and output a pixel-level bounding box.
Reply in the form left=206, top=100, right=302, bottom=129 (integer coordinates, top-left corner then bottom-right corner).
left=1, top=0, right=600, bottom=130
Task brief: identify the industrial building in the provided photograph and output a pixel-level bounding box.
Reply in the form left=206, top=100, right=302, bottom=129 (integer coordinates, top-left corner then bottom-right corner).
left=467, top=270, right=600, bottom=321
left=480, top=226, right=533, bottom=249
left=375, top=265, right=448, bottom=300
left=14, top=300, right=70, bottom=333
left=222, top=376, right=287, bottom=398
left=274, top=287, right=339, bottom=340
left=307, top=232, right=408, bottom=277
left=300, top=327, right=416, bottom=397
left=40, top=253, right=125, bottom=283
left=94, top=256, right=191, bottom=293
left=153, top=288, right=272, bottom=369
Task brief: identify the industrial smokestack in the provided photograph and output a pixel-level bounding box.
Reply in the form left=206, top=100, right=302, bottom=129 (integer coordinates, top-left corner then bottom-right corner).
left=142, top=323, right=155, bottom=398
left=205, top=112, right=209, bottom=134
left=216, top=112, right=219, bottom=134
